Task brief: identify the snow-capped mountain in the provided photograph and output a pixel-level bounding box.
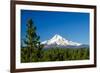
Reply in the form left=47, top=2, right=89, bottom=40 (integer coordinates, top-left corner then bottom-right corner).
left=41, top=34, right=88, bottom=48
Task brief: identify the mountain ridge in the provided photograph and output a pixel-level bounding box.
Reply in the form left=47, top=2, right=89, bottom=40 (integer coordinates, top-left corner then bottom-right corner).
left=41, top=34, right=89, bottom=49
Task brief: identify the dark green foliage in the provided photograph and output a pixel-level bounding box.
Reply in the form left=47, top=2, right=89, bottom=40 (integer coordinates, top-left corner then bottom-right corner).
left=41, top=48, right=89, bottom=62
left=21, top=18, right=44, bottom=62
left=21, top=47, right=89, bottom=62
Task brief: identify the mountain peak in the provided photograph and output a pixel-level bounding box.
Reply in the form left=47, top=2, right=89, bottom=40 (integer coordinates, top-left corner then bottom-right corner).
left=41, top=34, right=82, bottom=48
left=53, top=34, right=62, bottom=37
left=51, top=34, right=64, bottom=41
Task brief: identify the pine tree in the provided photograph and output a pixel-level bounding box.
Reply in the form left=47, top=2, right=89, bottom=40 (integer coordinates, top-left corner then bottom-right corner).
left=24, top=18, right=43, bottom=62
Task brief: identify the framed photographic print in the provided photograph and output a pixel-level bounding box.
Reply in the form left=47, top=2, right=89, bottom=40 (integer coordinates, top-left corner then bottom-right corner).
left=10, top=0, right=96, bottom=72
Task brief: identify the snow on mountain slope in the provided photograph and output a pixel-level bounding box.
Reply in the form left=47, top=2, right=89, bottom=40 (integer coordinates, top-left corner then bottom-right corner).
left=41, top=34, right=82, bottom=48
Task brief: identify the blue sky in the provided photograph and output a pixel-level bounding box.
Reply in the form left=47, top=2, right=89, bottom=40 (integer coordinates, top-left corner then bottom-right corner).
left=21, top=10, right=90, bottom=44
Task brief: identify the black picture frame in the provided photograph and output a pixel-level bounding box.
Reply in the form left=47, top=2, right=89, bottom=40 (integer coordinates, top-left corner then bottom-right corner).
left=10, top=0, right=97, bottom=73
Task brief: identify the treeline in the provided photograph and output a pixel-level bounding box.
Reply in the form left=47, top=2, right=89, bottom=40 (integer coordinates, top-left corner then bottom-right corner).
left=21, top=47, right=89, bottom=62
